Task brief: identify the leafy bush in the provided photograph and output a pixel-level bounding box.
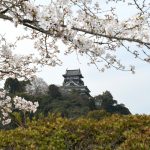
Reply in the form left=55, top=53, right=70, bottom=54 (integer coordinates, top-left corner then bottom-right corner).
left=0, top=114, right=149, bottom=150
left=86, top=109, right=111, bottom=120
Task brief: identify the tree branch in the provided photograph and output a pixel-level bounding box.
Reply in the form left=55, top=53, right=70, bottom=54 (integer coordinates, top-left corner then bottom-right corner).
left=133, top=0, right=144, bottom=14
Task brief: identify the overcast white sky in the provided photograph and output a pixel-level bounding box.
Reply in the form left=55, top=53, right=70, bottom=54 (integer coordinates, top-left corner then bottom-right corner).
left=0, top=0, right=150, bottom=114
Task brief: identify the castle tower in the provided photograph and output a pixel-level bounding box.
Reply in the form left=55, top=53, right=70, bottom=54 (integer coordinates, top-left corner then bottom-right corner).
left=61, top=69, right=90, bottom=96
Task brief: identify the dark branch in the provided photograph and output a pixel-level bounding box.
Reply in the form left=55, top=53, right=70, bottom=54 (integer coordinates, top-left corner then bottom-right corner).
left=133, top=0, right=144, bottom=13
left=0, top=8, right=9, bottom=14
left=0, top=13, right=150, bottom=47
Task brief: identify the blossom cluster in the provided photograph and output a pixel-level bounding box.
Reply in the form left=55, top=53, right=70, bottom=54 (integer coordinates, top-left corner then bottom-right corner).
left=0, top=90, right=39, bottom=125
left=0, top=0, right=150, bottom=74
left=0, top=35, right=38, bottom=79
left=13, top=96, right=39, bottom=113
left=0, top=91, right=12, bottom=125
left=25, top=77, right=48, bottom=95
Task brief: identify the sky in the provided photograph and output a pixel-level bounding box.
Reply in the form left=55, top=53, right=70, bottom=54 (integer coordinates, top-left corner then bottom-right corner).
left=0, top=0, right=150, bottom=114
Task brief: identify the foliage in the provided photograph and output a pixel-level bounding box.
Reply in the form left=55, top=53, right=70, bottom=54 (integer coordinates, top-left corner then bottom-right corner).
left=3, top=82, right=131, bottom=120
left=4, top=78, right=29, bottom=94
left=86, top=109, right=111, bottom=120
left=48, top=84, right=62, bottom=99
left=14, top=85, right=96, bottom=119
left=0, top=114, right=149, bottom=149
left=38, top=92, right=95, bottom=118
left=94, top=91, right=131, bottom=115
left=1, top=77, right=132, bottom=128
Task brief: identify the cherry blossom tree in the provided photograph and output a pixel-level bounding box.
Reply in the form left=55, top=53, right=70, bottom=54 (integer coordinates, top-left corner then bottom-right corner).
left=25, top=77, right=48, bottom=95
left=0, top=0, right=150, bottom=125
left=0, top=90, right=39, bottom=126
left=0, top=0, right=150, bottom=77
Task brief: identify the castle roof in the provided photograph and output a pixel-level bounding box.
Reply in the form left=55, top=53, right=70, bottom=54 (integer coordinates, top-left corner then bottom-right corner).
left=63, top=69, right=83, bottom=78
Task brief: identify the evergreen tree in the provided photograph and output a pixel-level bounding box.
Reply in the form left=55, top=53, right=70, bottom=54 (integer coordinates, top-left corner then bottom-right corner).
left=48, top=84, right=61, bottom=98
left=94, top=91, right=131, bottom=115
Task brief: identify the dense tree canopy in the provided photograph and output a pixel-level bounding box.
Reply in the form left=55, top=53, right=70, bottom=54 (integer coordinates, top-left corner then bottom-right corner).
left=48, top=84, right=62, bottom=98
left=4, top=78, right=22, bottom=94
left=15, top=86, right=131, bottom=118
left=0, top=0, right=150, bottom=80
left=4, top=77, right=29, bottom=94
left=94, top=91, right=131, bottom=115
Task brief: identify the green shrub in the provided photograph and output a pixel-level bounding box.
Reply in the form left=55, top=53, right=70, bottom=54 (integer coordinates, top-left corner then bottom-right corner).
left=0, top=114, right=150, bottom=150
left=86, top=109, right=111, bottom=120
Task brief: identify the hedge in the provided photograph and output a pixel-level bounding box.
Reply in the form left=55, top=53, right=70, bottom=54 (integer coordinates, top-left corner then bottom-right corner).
left=0, top=114, right=150, bottom=150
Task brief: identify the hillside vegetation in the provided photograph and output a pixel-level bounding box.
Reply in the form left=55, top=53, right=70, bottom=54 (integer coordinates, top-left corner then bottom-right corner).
left=1, top=77, right=147, bottom=150
left=3, top=78, right=131, bottom=119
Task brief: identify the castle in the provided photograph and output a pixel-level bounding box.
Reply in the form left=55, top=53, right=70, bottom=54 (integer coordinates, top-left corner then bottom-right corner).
left=60, top=69, right=90, bottom=96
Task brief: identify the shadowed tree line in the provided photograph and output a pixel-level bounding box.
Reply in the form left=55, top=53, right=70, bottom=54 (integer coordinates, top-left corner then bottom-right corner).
left=3, top=78, right=131, bottom=120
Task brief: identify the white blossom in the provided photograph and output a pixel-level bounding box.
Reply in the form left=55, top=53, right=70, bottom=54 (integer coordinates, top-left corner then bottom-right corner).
left=26, top=77, right=48, bottom=95
left=0, top=90, right=38, bottom=125
left=2, top=118, right=11, bottom=125
left=0, top=0, right=149, bottom=74
left=13, top=96, right=39, bottom=113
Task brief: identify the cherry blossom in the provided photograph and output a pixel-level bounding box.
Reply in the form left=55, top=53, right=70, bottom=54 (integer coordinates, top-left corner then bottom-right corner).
left=0, top=90, right=38, bottom=125
left=25, top=77, right=48, bottom=95
left=0, top=0, right=149, bottom=75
